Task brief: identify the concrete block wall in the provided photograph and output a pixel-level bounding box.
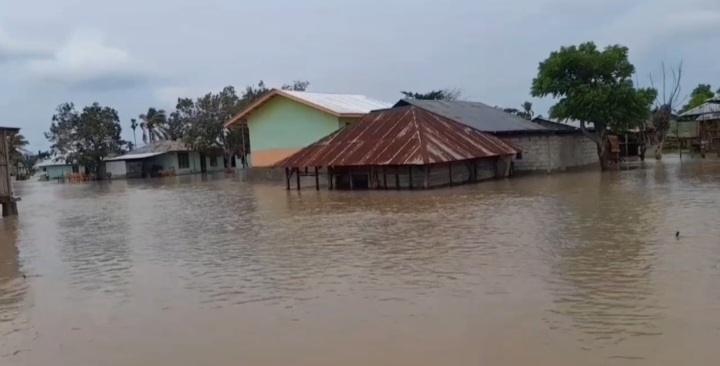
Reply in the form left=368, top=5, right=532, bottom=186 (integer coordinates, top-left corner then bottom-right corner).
left=501, top=134, right=597, bottom=173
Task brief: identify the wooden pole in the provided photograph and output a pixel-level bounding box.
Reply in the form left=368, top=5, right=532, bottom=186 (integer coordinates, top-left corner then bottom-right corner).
left=408, top=166, right=413, bottom=190
left=328, top=167, right=333, bottom=190
left=3, top=131, right=11, bottom=198
left=448, top=163, right=452, bottom=186
left=349, top=169, right=353, bottom=190
left=314, top=167, right=320, bottom=190
left=285, top=168, right=291, bottom=190
left=423, top=165, right=429, bottom=189
left=296, top=168, right=301, bottom=190
left=473, top=160, right=477, bottom=182
left=382, top=167, right=387, bottom=189
left=395, top=169, right=400, bottom=190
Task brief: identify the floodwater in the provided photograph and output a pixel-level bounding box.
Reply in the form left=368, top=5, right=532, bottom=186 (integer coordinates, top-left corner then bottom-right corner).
left=2, top=154, right=720, bottom=365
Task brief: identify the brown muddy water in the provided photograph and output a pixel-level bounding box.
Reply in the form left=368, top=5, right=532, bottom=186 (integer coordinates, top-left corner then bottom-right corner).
left=2, top=154, right=720, bottom=365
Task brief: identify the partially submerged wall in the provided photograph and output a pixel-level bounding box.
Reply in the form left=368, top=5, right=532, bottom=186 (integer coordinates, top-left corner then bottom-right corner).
left=501, top=134, right=597, bottom=173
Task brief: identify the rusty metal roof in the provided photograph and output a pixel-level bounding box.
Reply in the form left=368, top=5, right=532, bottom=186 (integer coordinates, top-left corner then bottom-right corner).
left=275, top=106, right=518, bottom=168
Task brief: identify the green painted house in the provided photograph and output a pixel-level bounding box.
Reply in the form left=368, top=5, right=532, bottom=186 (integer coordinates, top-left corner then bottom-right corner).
left=224, top=89, right=391, bottom=167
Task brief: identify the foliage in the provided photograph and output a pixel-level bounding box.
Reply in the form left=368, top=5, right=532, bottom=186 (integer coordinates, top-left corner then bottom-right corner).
left=6, top=133, right=29, bottom=163
left=45, top=102, right=129, bottom=178
left=400, top=88, right=462, bottom=101
left=130, top=118, right=139, bottom=148
left=502, top=101, right=534, bottom=120
left=530, top=42, right=657, bottom=169
left=680, top=84, right=714, bottom=113
left=139, top=107, right=168, bottom=144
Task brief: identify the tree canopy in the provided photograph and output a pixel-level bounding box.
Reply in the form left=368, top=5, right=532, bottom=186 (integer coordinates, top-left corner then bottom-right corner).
left=45, top=102, right=129, bottom=177
left=680, top=84, right=715, bottom=113
left=530, top=42, right=656, bottom=169
left=400, top=88, right=461, bottom=101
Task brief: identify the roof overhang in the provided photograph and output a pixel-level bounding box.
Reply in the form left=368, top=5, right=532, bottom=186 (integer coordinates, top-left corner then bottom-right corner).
left=224, top=89, right=364, bottom=128
left=0, top=126, right=20, bottom=134
left=106, top=152, right=165, bottom=161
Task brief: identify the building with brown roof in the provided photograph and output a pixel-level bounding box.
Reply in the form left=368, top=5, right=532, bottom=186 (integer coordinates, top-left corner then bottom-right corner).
left=275, top=106, right=518, bottom=190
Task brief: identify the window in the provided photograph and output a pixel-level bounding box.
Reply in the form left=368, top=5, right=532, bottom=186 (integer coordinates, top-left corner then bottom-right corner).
left=210, top=156, right=218, bottom=167
left=178, top=152, right=190, bottom=169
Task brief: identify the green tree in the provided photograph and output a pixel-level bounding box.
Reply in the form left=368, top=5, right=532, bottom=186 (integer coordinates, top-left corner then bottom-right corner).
left=7, top=133, right=29, bottom=163
left=45, top=102, right=129, bottom=179
left=530, top=42, right=657, bottom=170
left=139, top=107, right=167, bottom=144
left=400, top=88, right=461, bottom=101
left=521, top=101, right=534, bottom=119
left=680, top=84, right=714, bottom=113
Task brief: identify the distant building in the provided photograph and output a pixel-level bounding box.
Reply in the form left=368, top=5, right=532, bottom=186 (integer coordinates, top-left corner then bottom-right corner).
left=224, top=89, right=391, bottom=168
left=276, top=106, right=518, bottom=190
left=35, top=158, right=86, bottom=180
left=105, top=140, right=225, bottom=178
left=391, top=99, right=598, bottom=173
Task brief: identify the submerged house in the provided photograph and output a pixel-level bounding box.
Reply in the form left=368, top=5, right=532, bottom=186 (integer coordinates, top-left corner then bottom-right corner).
left=36, top=158, right=86, bottom=180
left=678, top=97, right=720, bottom=151
left=224, top=89, right=391, bottom=169
left=105, top=140, right=224, bottom=178
left=393, top=99, right=598, bottom=173
left=1, top=126, right=20, bottom=216
left=276, top=106, right=518, bottom=190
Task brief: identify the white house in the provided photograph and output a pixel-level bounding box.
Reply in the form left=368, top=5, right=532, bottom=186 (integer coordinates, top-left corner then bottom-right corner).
left=105, top=141, right=225, bottom=178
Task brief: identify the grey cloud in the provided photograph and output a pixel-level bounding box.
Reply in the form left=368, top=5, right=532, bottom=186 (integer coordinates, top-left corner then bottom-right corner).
left=0, top=28, right=54, bottom=62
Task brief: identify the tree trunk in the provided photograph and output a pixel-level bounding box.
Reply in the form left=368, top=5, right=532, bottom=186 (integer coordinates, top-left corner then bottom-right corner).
left=96, top=158, right=107, bottom=181
left=655, top=138, right=665, bottom=160
left=596, top=140, right=610, bottom=171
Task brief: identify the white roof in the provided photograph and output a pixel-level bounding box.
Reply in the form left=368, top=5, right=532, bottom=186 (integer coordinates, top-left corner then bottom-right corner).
left=281, top=90, right=392, bottom=114
left=106, top=152, right=164, bottom=161
left=35, top=158, right=69, bottom=168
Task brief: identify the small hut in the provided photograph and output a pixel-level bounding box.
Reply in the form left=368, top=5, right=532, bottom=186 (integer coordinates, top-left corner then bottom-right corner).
left=1, top=126, right=21, bottom=216
left=275, top=106, right=518, bottom=190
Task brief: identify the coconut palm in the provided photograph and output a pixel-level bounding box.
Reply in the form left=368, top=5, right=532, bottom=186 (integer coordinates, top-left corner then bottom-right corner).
left=130, top=118, right=138, bottom=148
left=139, top=107, right=168, bottom=144
left=6, top=133, right=29, bottom=162
left=520, top=101, right=534, bottom=120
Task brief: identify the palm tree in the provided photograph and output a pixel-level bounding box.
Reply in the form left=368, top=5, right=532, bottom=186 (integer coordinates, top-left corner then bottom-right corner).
left=7, top=133, right=29, bottom=162
left=139, top=107, right=168, bottom=144
left=520, top=101, right=534, bottom=120
left=130, top=118, right=138, bottom=149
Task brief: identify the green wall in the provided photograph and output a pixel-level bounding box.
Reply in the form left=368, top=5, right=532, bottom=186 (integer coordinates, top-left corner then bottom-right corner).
left=43, top=165, right=75, bottom=179
left=248, top=97, right=341, bottom=151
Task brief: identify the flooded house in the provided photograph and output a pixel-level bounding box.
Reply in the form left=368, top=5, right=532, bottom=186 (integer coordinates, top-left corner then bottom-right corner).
left=36, top=158, right=86, bottom=180
left=275, top=106, right=518, bottom=190
left=1, top=126, right=20, bottom=216
left=105, top=141, right=225, bottom=178
left=223, top=89, right=391, bottom=175
left=393, top=100, right=598, bottom=173
left=678, top=96, right=720, bottom=153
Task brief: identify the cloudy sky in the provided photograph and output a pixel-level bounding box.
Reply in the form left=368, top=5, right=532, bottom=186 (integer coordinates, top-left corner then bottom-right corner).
left=2, top=0, right=719, bottom=151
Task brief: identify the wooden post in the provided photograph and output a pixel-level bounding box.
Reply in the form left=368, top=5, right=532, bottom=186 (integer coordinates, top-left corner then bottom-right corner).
left=2, top=131, right=11, bottom=198
left=448, top=163, right=452, bottom=186
left=423, top=165, right=429, bottom=189
left=328, top=167, right=333, bottom=190
left=395, top=169, right=400, bottom=190
left=472, top=160, right=478, bottom=182
left=408, top=166, right=413, bottom=190
left=314, top=167, right=320, bottom=190
left=285, top=168, right=291, bottom=190
left=382, top=167, right=387, bottom=189
left=296, top=168, right=301, bottom=190
left=349, top=170, right=353, bottom=190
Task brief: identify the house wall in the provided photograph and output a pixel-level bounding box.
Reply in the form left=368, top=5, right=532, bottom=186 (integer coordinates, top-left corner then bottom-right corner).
left=43, top=165, right=80, bottom=179
left=105, top=161, right=127, bottom=178
left=0, top=137, right=9, bottom=197
left=332, top=158, right=505, bottom=190
left=500, top=134, right=597, bottom=173
left=247, top=97, right=342, bottom=167
left=122, top=152, right=226, bottom=177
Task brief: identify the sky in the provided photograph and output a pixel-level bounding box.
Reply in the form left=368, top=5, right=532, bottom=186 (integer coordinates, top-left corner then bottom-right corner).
left=1, top=0, right=720, bottom=151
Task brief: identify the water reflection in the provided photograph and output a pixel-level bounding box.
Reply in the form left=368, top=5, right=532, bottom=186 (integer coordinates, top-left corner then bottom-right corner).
left=4, top=158, right=720, bottom=365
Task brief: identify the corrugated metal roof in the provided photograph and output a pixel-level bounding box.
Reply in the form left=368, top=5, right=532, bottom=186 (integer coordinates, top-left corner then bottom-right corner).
left=225, top=89, right=391, bottom=127
left=106, top=152, right=165, bottom=161
left=394, top=99, right=548, bottom=133
left=35, top=158, right=70, bottom=168
left=0, top=126, right=20, bottom=133
left=275, top=106, right=518, bottom=168
left=531, top=117, right=581, bottom=131
left=129, top=140, right=189, bottom=154
left=282, top=91, right=392, bottom=114
left=680, top=100, right=720, bottom=118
